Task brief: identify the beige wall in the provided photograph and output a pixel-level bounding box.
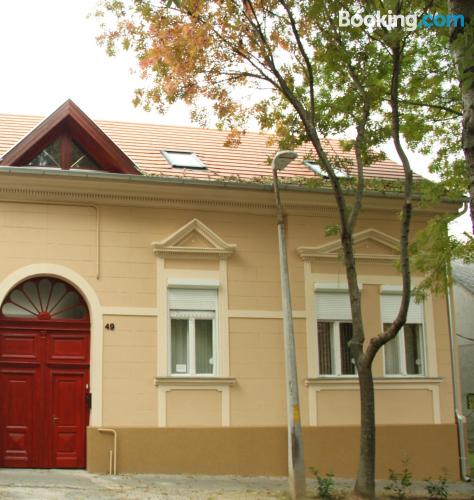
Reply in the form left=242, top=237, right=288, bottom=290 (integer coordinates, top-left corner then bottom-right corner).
left=0, top=177, right=460, bottom=474
left=102, top=315, right=157, bottom=426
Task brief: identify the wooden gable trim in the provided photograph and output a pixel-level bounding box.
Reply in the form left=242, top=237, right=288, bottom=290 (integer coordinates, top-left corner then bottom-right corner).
left=0, top=100, right=140, bottom=175
left=152, top=218, right=237, bottom=259
left=297, top=228, right=400, bottom=262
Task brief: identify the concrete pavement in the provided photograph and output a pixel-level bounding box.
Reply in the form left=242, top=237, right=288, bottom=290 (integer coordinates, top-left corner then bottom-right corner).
left=0, top=469, right=473, bottom=499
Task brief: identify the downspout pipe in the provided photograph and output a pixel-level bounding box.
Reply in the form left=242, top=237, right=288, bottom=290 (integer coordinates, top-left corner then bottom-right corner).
left=446, top=257, right=471, bottom=481
left=98, top=428, right=117, bottom=475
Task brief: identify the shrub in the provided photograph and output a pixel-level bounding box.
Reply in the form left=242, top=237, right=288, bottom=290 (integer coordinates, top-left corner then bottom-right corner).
left=384, top=459, right=412, bottom=500
left=311, top=468, right=336, bottom=500
left=424, top=470, right=449, bottom=499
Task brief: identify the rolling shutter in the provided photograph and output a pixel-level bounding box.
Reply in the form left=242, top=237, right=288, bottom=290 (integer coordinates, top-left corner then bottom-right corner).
left=168, top=288, right=217, bottom=311
left=315, top=291, right=352, bottom=321
left=380, top=294, right=423, bottom=323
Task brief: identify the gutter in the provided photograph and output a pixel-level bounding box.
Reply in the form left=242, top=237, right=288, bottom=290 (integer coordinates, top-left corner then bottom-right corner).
left=0, top=165, right=463, bottom=204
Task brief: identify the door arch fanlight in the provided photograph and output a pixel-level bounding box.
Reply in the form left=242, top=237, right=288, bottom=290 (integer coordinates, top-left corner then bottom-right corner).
left=1, top=277, right=88, bottom=320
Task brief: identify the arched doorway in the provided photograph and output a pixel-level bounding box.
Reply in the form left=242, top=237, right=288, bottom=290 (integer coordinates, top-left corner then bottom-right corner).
left=0, top=277, right=90, bottom=468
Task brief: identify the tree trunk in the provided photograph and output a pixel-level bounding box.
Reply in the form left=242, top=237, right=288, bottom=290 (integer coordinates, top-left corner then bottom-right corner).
left=449, top=0, right=474, bottom=233
left=354, top=364, right=376, bottom=499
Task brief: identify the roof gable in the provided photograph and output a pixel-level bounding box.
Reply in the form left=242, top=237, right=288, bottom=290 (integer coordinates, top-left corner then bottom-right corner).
left=0, top=100, right=139, bottom=175
left=298, top=228, right=399, bottom=262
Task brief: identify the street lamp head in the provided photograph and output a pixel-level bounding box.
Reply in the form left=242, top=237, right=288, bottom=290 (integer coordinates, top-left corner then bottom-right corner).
left=272, top=150, right=298, bottom=171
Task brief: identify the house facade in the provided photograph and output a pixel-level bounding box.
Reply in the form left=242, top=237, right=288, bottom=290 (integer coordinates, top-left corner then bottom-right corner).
left=452, top=261, right=474, bottom=452
left=0, top=101, right=462, bottom=479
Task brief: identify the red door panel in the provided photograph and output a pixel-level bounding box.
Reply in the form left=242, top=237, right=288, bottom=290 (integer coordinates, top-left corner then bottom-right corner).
left=50, top=370, right=88, bottom=468
left=0, top=331, right=41, bottom=363
left=0, top=368, right=39, bottom=467
left=0, top=321, right=90, bottom=469
left=46, top=333, right=90, bottom=365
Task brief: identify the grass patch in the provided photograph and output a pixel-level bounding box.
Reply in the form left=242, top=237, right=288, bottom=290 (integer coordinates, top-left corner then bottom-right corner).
left=469, top=453, right=474, bottom=473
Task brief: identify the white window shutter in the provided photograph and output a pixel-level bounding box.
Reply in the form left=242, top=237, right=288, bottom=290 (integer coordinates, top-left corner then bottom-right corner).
left=315, top=292, right=352, bottom=321
left=381, top=294, right=423, bottom=323
left=168, top=288, right=217, bottom=311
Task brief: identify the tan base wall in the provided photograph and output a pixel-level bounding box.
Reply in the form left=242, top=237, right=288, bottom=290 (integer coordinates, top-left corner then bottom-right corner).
left=87, top=424, right=459, bottom=480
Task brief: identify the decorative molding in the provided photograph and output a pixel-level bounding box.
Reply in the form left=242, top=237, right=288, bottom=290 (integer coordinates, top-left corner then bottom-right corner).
left=156, top=382, right=233, bottom=427
left=228, top=309, right=306, bottom=319
left=306, top=377, right=443, bottom=425
left=298, top=228, right=400, bottom=262
left=102, top=307, right=159, bottom=317
left=152, top=218, right=236, bottom=259
left=305, top=376, right=443, bottom=386
left=154, top=376, right=236, bottom=387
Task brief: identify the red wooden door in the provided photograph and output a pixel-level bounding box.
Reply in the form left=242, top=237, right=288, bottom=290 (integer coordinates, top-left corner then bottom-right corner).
left=0, top=367, right=39, bottom=467
left=50, top=370, right=88, bottom=468
left=0, top=278, right=90, bottom=469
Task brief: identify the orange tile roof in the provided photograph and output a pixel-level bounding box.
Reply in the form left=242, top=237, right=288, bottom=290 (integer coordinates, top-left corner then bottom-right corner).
left=0, top=113, right=412, bottom=181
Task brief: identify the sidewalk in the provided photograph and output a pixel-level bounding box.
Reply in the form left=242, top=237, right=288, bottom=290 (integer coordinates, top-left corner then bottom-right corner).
left=0, top=469, right=472, bottom=499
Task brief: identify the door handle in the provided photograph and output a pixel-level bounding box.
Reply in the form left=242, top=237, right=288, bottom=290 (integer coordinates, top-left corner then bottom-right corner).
left=52, top=416, right=59, bottom=423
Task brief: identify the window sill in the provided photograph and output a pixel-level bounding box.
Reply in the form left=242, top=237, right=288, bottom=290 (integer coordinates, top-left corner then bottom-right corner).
left=305, top=376, right=443, bottom=386
left=154, top=376, right=237, bottom=387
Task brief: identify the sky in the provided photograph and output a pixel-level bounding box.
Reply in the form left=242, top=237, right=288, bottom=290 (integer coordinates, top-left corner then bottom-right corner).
left=0, top=0, right=470, bottom=236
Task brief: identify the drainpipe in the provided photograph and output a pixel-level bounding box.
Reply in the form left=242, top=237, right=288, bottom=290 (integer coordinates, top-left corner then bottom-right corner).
left=446, top=258, right=470, bottom=481
left=98, top=428, right=117, bottom=475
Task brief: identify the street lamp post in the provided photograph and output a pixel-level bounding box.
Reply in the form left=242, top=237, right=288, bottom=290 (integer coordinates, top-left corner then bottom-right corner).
left=272, top=151, right=306, bottom=499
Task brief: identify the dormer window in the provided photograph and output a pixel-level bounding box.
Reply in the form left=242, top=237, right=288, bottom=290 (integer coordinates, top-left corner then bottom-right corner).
left=29, top=136, right=100, bottom=170
left=0, top=100, right=139, bottom=174
left=162, top=150, right=206, bottom=169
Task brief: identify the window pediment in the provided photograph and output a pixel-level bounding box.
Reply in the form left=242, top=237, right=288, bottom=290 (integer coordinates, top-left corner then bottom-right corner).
left=298, top=228, right=399, bottom=262
left=152, top=219, right=236, bottom=259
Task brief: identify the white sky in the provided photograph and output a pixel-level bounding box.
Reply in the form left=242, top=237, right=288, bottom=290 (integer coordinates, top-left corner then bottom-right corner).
left=0, top=0, right=470, bottom=236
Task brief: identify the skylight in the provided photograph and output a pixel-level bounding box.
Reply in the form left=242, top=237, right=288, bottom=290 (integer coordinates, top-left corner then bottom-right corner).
left=303, top=160, right=350, bottom=178
left=162, top=150, right=206, bottom=169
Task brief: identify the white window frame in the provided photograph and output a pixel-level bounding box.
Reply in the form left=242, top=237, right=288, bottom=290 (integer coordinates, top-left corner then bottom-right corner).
left=317, top=320, right=357, bottom=377
left=315, top=285, right=356, bottom=377
left=380, top=287, right=426, bottom=377
left=167, top=288, right=218, bottom=377
left=382, top=323, right=425, bottom=377
left=161, top=150, right=206, bottom=169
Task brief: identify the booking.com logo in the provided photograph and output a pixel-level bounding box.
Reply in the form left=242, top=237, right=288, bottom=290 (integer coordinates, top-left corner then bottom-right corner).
left=339, top=10, right=465, bottom=31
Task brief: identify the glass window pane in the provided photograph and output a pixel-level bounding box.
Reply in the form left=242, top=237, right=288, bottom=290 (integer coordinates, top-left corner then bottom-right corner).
left=28, top=138, right=61, bottom=167
left=318, top=322, right=333, bottom=375
left=384, top=323, right=401, bottom=375
left=162, top=151, right=205, bottom=169
left=195, top=319, right=213, bottom=374
left=404, top=324, right=422, bottom=375
left=340, top=323, right=355, bottom=375
left=70, top=141, right=101, bottom=170
left=171, top=319, right=188, bottom=374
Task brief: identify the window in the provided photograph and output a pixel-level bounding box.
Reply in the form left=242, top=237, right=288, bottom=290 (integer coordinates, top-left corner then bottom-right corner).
left=315, top=288, right=356, bottom=376
left=168, top=288, right=217, bottom=375
left=318, top=321, right=355, bottom=375
left=381, top=290, right=425, bottom=376
left=161, top=150, right=206, bottom=169
left=28, top=136, right=100, bottom=170
left=383, top=323, right=424, bottom=375
left=303, top=159, right=349, bottom=178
